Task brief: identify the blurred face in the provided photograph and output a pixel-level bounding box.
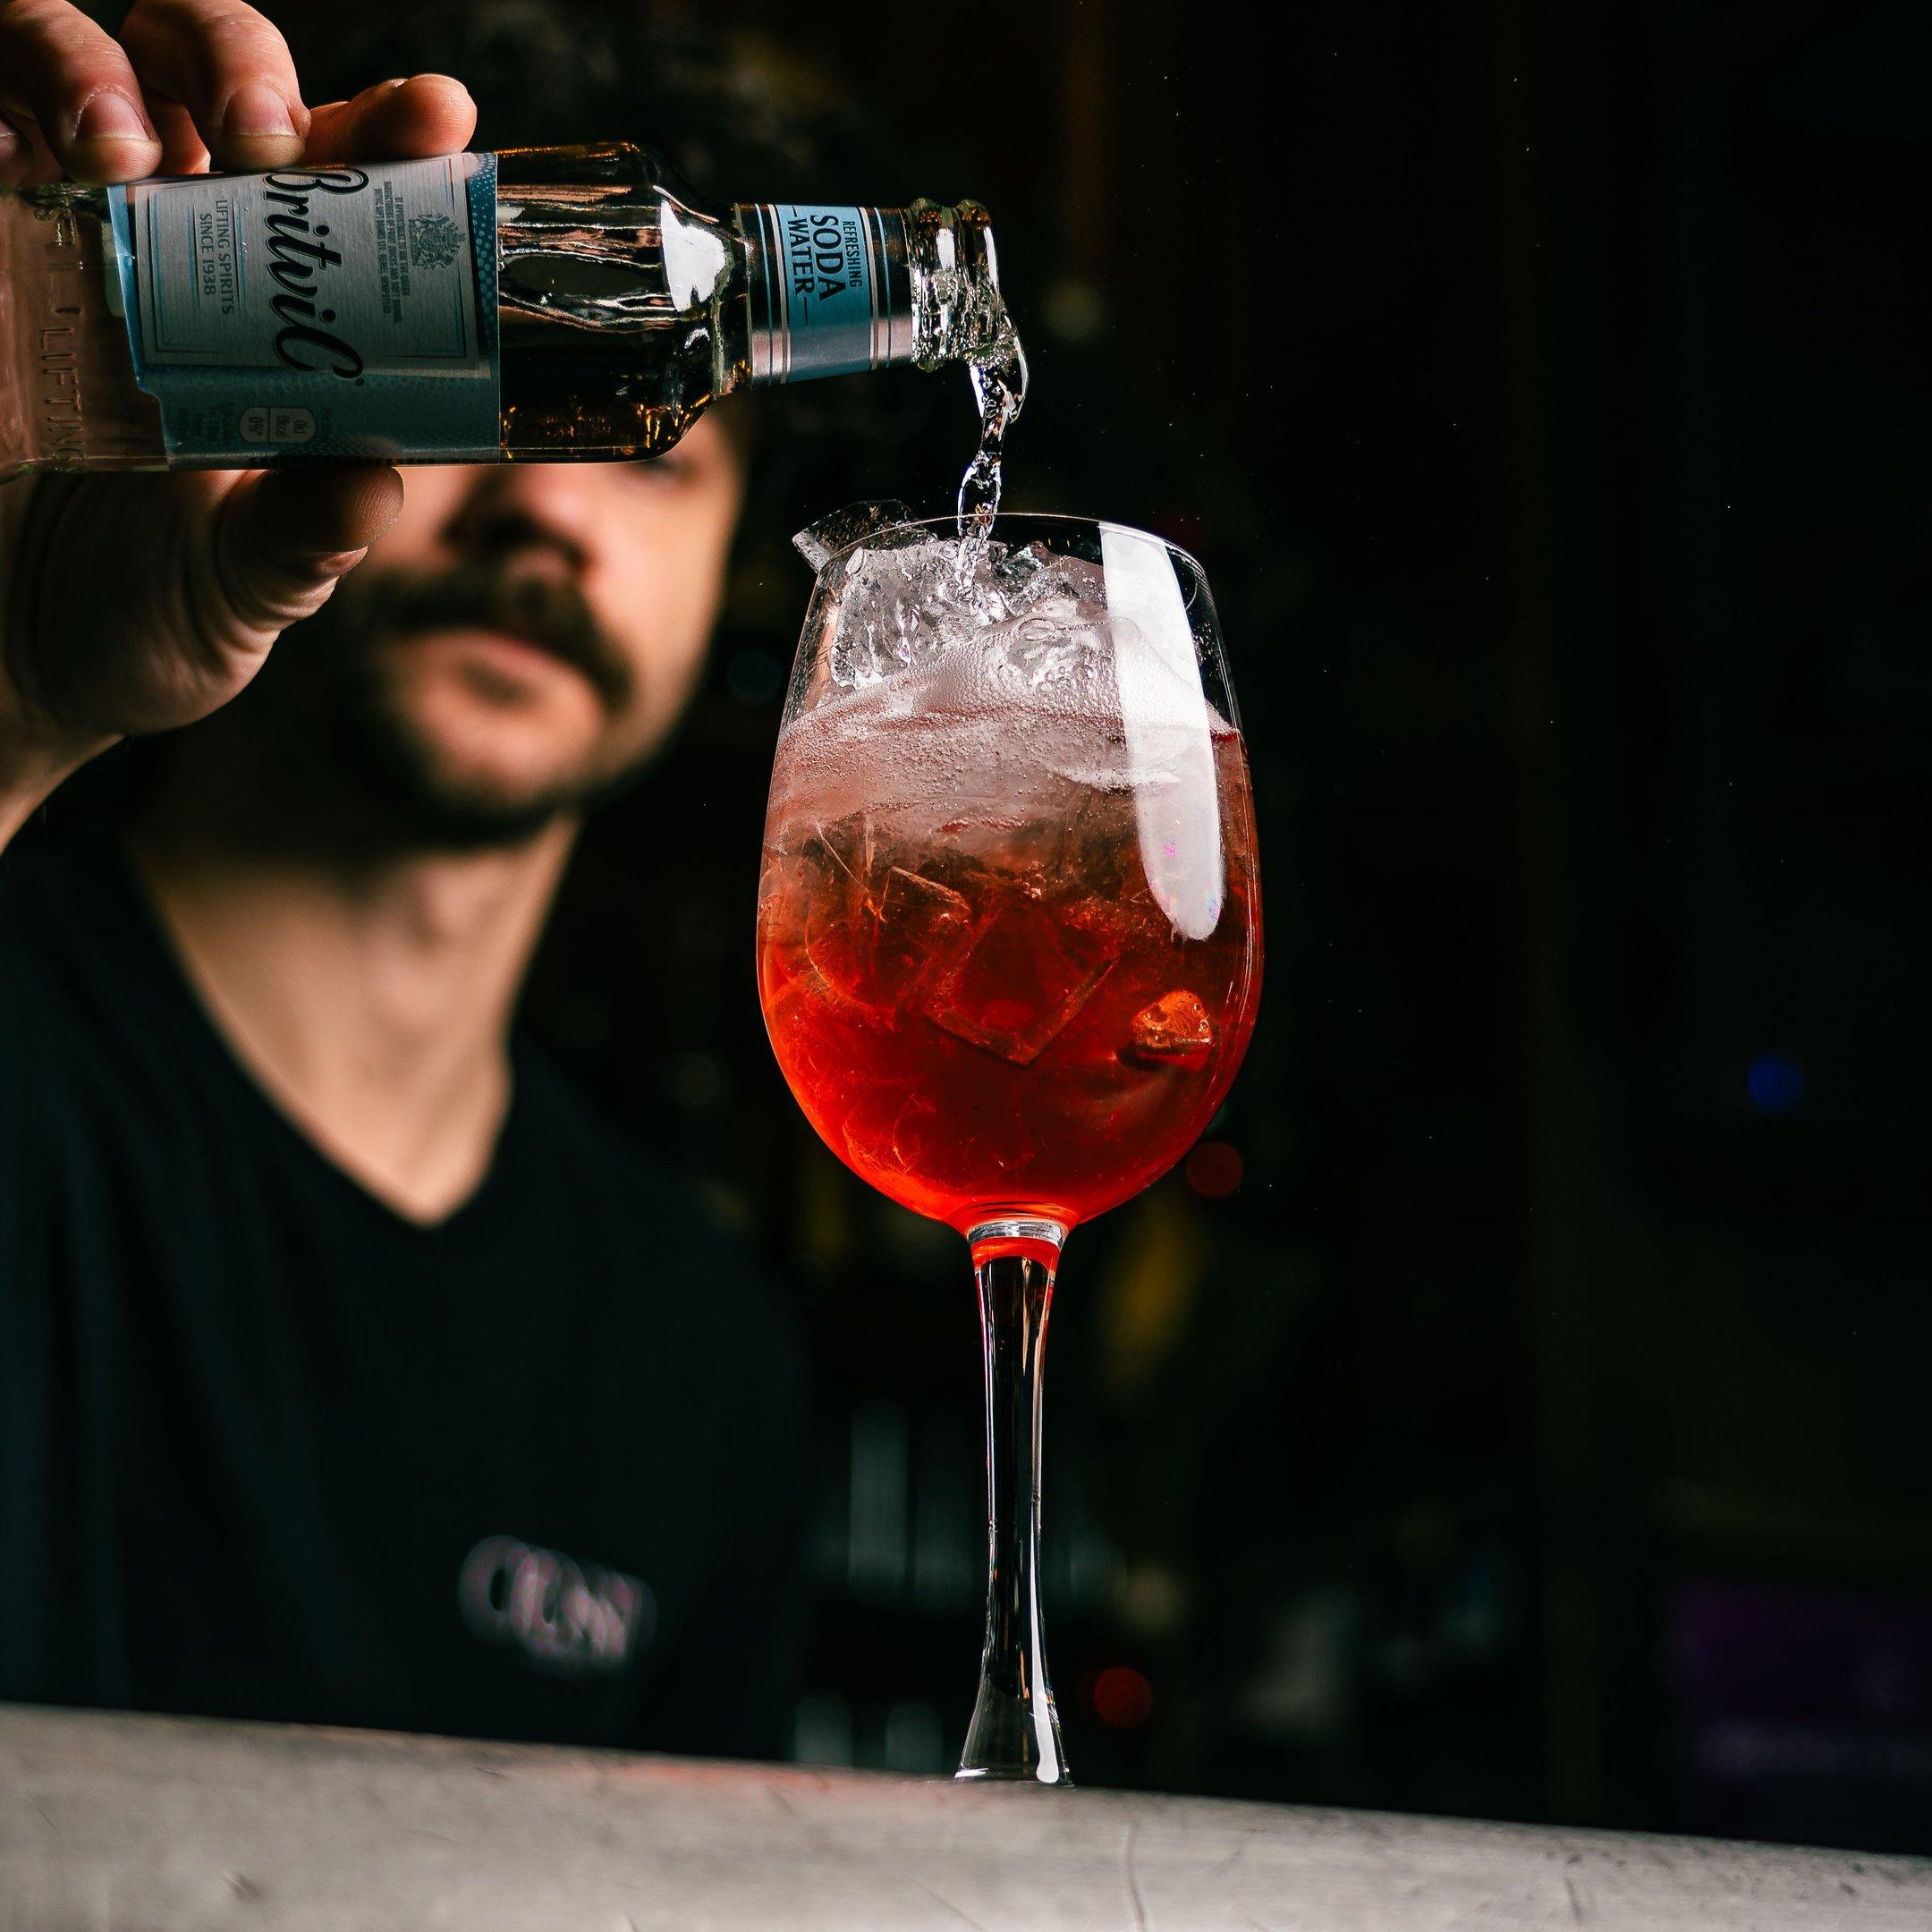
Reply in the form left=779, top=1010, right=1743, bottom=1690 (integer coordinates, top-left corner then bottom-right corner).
left=255, top=413, right=747, bottom=845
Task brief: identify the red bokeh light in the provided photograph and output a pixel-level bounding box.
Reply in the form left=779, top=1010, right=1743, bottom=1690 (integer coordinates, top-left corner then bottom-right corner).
left=1184, top=1140, right=1244, bottom=1199
left=1092, top=1666, right=1155, bottom=1729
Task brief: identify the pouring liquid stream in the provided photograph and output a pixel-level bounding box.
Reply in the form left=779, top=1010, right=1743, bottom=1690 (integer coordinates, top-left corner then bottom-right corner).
left=954, top=316, right=1029, bottom=585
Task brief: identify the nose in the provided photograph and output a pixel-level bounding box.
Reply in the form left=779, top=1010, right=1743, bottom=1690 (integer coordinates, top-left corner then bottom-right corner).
left=437, top=463, right=606, bottom=576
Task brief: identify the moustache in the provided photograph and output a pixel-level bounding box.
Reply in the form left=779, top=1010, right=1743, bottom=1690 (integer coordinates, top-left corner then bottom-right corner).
left=351, top=564, right=635, bottom=712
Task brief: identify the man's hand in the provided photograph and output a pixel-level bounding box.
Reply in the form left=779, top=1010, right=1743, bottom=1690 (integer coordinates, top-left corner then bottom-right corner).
left=0, top=1, right=476, bottom=829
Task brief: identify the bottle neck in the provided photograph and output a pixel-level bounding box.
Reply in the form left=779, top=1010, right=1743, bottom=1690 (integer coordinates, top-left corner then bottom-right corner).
left=737, top=204, right=911, bottom=385
left=736, top=199, right=1013, bottom=386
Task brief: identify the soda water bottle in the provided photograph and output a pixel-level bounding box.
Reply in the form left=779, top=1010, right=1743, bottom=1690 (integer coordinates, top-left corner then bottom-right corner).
left=0, top=143, right=1015, bottom=477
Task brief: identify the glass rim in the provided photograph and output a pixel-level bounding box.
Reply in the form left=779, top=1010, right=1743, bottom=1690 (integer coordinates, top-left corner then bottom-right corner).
left=807, top=509, right=1209, bottom=583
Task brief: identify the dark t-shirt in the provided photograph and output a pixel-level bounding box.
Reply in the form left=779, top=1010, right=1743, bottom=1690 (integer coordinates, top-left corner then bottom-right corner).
left=0, top=830, right=809, bottom=1756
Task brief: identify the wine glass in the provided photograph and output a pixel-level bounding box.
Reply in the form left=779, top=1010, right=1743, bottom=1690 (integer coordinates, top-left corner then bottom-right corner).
left=756, top=513, right=1263, bottom=1783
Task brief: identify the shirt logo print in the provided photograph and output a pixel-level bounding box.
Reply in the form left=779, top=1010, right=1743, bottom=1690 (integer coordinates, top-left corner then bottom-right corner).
left=458, top=1535, right=655, bottom=1677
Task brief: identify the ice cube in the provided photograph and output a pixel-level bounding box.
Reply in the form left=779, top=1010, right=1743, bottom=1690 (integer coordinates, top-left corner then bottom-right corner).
left=921, top=898, right=1119, bottom=1065
left=1125, top=989, right=1216, bottom=1069
left=814, top=532, right=1127, bottom=699
left=1009, top=552, right=1109, bottom=617
left=1063, top=880, right=1165, bottom=955
left=796, top=815, right=878, bottom=1006
left=833, top=867, right=973, bottom=1015
left=803, top=836, right=973, bottom=1020
left=828, top=539, right=984, bottom=690
left=998, top=608, right=1113, bottom=697
left=966, top=569, right=1123, bottom=721
left=803, top=813, right=876, bottom=898
left=793, top=500, right=920, bottom=571
left=871, top=868, right=973, bottom=1004
left=987, top=539, right=1055, bottom=606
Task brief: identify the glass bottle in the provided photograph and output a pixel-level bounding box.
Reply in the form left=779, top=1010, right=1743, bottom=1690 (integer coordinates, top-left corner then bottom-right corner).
left=0, top=142, right=1016, bottom=477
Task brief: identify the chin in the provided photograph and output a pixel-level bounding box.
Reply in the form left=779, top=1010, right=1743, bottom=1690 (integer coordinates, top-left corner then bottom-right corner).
left=346, top=669, right=622, bottom=848
left=396, top=649, right=607, bottom=775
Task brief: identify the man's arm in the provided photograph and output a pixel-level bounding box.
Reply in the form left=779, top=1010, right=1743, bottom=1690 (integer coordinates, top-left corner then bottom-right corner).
left=0, top=2, right=477, bottom=860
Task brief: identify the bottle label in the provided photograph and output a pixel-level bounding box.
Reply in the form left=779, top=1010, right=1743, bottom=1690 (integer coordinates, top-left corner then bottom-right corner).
left=755, top=204, right=887, bottom=381
left=106, top=154, right=500, bottom=464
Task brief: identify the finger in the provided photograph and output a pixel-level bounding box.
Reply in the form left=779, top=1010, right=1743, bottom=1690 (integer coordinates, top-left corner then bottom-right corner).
left=301, top=73, right=474, bottom=165
left=0, top=0, right=162, bottom=183
left=149, top=96, right=210, bottom=175
left=0, top=106, right=59, bottom=191
left=213, top=465, right=403, bottom=635
left=119, top=0, right=308, bottom=174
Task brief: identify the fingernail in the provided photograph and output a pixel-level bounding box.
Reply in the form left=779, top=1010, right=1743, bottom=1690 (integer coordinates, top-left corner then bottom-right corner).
left=409, top=72, right=468, bottom=89
left=223, top=81, right=297, bottom=139
left=73, top=92, right=150, bottom=143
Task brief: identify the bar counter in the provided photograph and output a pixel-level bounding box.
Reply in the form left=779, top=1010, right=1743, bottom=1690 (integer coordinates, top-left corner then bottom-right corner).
left=3, top=1704, right=1928, bottom=1928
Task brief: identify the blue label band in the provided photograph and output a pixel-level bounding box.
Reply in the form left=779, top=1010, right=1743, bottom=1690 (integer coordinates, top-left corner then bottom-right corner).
left=106, top=154, right=501, bottom=465
left=763, top=203, right=884, bottom=381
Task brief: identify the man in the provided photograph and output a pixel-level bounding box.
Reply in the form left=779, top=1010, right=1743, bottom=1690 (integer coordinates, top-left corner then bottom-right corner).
left=0, top=0, right=816, bottom=1756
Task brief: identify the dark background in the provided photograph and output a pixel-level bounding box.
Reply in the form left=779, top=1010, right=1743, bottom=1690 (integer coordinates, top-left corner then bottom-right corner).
left=95, top=0, right=1932, bottom=1852
left=534, top=0, right=1932, bottom=1852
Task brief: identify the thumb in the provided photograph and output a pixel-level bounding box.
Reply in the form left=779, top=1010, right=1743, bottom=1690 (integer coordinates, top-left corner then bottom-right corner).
left=213, top=464, right=405, bottom=634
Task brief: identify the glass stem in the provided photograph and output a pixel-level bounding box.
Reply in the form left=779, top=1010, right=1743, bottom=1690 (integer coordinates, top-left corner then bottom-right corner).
left=958, top=1219, right=1069, bottom=1784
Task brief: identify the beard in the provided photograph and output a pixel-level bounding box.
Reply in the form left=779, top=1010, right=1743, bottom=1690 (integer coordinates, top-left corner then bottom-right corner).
left=236, top=556, right=649, bottom=852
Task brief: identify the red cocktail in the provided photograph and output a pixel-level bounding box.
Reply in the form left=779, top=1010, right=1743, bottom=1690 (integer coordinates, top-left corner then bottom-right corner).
left=758, top=722, right=1261, bottom=1233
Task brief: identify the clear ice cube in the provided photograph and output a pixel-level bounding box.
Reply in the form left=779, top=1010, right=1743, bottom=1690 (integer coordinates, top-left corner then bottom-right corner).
left=793, top=501, right=920, bottom=571
left=996, top=607, right=1114, bottom=695
left=1008, top=551, right=1108, bottom=615
left=801, top=825, right=972, bottom=1018
left=921, top=898, right=1119, bottom=1065
left=862, top=868, right=973, bottom=1013
left=827, top=539, right=986, bottom=690
left=816, top=530, right=1126, bottom=702
left=796, top=815, right=877, bottom=1002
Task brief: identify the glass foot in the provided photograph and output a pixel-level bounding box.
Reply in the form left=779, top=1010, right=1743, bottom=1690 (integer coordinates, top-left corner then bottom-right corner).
left=958, top=1677, right=1071, bottom=1784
